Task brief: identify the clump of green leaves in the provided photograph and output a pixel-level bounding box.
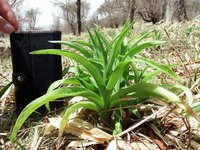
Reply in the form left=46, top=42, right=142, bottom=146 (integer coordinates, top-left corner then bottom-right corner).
left=10, top=20, right=197, bottom=142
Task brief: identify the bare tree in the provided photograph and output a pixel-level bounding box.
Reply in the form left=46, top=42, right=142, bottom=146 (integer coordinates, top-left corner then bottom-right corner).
left=137, top=0, right=187, bottom=23
left=23, top=8, right=41, bottom=30
left=54, top=0, right=89, bottom=35
left=95, top=0, right=198, bottom=26
left=185, top=0, right=200, bottom=19
left=165, top=0, right=187, bottom=22
left=97, top=0, right=123, bottom=28
left=51, top=14, right=62, bottom=31
left=96, top=0, right=136, bottom=28
left=76, top=0, right=81, bottom=35
left=58, top=1, right=77, bottom=34
left=129, top=0, right=136, bottom=22
left=8, top=0, right=24, bottom=10
left=137, top=0, right=167, bottom=24
left=115, top=0, right=136, bottom=22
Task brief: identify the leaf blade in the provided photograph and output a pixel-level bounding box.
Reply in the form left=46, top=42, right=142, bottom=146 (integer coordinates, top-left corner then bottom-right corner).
left=59, top=101, right=100, bottom=138
left=0, top=81, right=12, bottom=99
left=124, top=41, right=166, bottom=59
left=10, top=87, right=102, bottom=142
left=106, top=60, right=132, bottom=90
left=133, top=57, right=180, bottom=81
left=50, top=41, right=92, bottom=58
left=110, top=83, right=180, bottom=107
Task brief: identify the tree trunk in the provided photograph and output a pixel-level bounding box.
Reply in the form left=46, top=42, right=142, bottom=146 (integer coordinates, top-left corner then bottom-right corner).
left=76, top=0, right=81, bottom=35
left=161, top=0, right=167, bottom=19
left=129, top=0, right=136, bottom=22
left=165, top=0, right=187, bottom=22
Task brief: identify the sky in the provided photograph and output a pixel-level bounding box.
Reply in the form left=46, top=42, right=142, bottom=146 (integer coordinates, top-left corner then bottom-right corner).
left=22, top=0, right=104, bottom=28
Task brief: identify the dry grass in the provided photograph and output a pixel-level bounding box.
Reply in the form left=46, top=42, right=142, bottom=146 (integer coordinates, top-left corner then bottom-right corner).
left=0, top=17, right=200, bottom=149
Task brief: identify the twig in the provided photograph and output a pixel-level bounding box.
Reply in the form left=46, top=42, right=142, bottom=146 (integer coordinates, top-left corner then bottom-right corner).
left=116, top=106, right=167, bottom=137
left=160, top=105, right=176, bottom=123
left=190, top=78, right=200, bottom=91
left=35, top=137, right=43, bottom=150
left=0, top=73, right=10, bottom=82
left=30, top=127, right=39, bottom=150
left=182, top=117, right=191, bottom=149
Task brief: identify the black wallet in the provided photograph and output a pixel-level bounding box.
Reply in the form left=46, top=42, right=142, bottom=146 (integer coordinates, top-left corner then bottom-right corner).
left=10, top=31, right=62, bottom=111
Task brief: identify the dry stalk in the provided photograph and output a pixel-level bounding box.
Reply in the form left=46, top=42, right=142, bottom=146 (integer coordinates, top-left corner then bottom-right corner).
left=115, top=106, right=168, bottom=137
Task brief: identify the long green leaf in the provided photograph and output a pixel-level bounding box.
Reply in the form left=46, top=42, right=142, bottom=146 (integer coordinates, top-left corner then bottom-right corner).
left=50, top=41, right=92, bottom=58
left=31, top=50, right=105, bottom=92
left=94, top=30, right=108, bottom=66
left=138, top=66, right=148, bottom=82
left=10, top=87, right=102, bottom=142
left=131, top=63, right=140, bottom=83
left=95, top=29, right=111, bottom=48
left=110, top=83, right=180, bottom=108
left=193, top=104, right=200, bottom=113
left=112, top=21, right=135, bottom=54
left=106, top=21, right=135, bottom=77
left=46, top=77, right=82, bottom=110
left=0, top=81, right=12, bottom=99
left=132, top=57, right=180, bottom=81
left=76, top=77, right=98, bottom=91
left=128, top=31, right=152, bottom=48
left=124, top=41, right=166, bottom=59
left=87, top=29, right=102, bottom=58
left=47, top=78, right=82, bottom=92
left=59, top=101, right=100, bottom=138
left=88, top=58, right=104, bottom=68
left=62, top=67, right=70, bottom=77
left=161, top=85, right=199, bottom=121
left=46, top=78, right=78, bottom=111
left=106, top=60, right=132, bottom=90
left=142, top=70, right=160, bottom=83
left=110, top=19, right=133, bottom=46
left=162, top=84, right=193, bottom=106
left=72, top=40, right=93, bottom=49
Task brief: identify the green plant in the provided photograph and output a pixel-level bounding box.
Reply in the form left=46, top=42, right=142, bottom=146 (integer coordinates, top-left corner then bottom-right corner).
left=10, top=20, right=197, bottom=142
left=0, top=81, right=12, bottom=100
left=185, top=26, right=200, bottom=37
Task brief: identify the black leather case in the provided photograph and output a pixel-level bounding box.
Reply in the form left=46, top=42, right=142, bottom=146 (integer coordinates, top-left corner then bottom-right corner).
left=10, top=31, right=62, bottom=111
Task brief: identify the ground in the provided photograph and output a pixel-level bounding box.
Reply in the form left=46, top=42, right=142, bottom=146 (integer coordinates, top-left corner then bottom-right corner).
left=0, top=18, right=200, bottom=149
